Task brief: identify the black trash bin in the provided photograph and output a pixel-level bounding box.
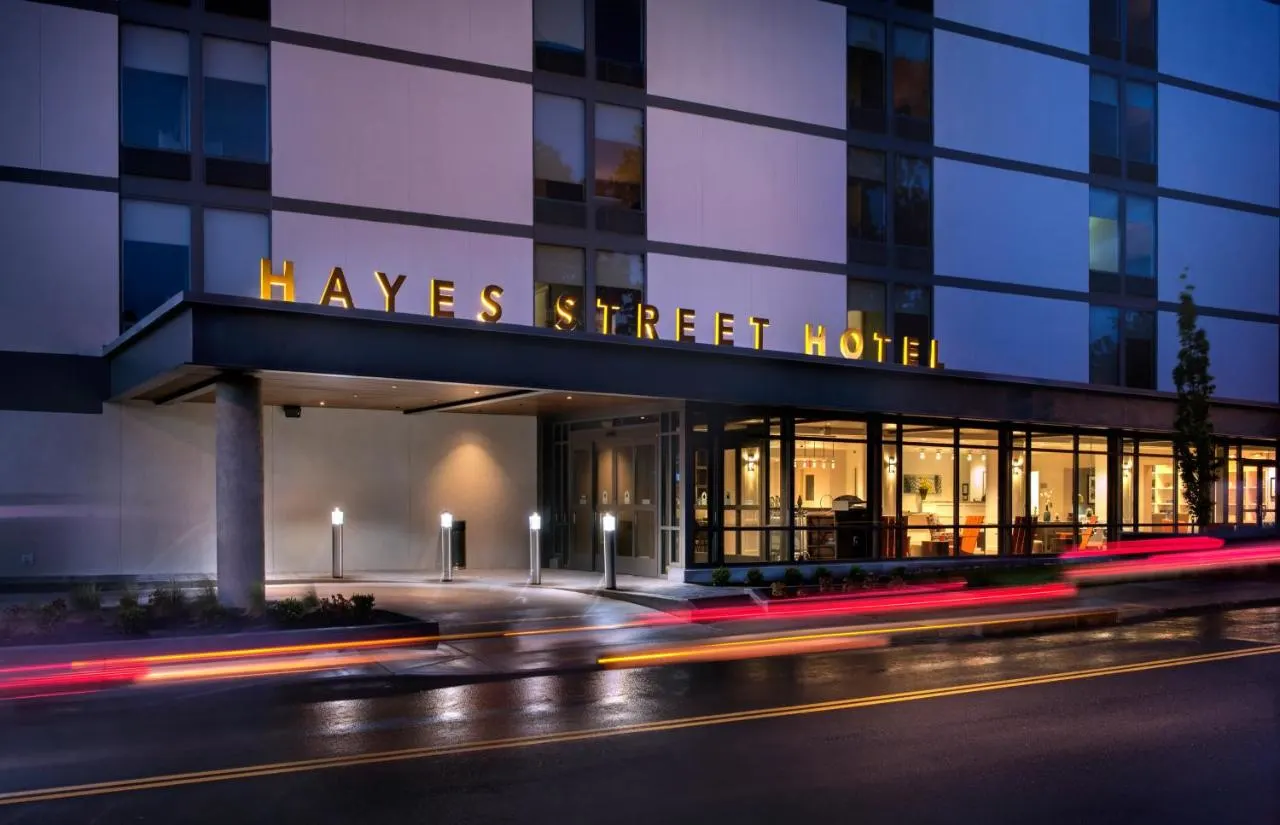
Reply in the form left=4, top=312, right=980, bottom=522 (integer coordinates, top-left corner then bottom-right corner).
left=451, top=520, right=467, bottom=569
left=833, top=495, right=871, bottom=557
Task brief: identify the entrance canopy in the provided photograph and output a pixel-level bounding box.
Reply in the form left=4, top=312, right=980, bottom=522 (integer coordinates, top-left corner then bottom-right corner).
left=105, top=293, right=1280, bottom=436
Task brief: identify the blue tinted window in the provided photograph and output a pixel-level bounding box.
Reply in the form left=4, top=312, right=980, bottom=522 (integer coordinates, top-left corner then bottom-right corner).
left=1125, top=196, right=1155, bottom=277
left=1089, top=306, right=1120, bottom=385
left=1089, top=188, right=1120, bottom=273
left=121, top=27, right=190, bottom=152
left=121, top=201, right=190, bottom=329
left=1125, top=81, right=1156, bottom=165
left=1089, top=73, right=1119, bottom=158
left=204, top=39, right=269, bottom=163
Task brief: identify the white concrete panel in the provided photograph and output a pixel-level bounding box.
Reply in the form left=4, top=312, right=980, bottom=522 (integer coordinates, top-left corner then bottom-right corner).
left=0, top=0, right=41, bottom=170
left=119, top=404, right=216, bottom=576
left=1157, top=312, right=1279, bottom=404
left=272, top=0, right=532, bottom=71
left=39, top=4, right=118, bottom=177
left=1158, top=200, right=1279, bottom=314
left=0, top=408, right=121, bottom=578
left=1159, top=85, right=1280, bottom=208
left=934, top=289, right=1089, bottom=382
left=272, top=43, right=532, bottom=224
left=265, top=407, right=535, bottom=575
left=645, top=254, right=846, bottom=355
left=267, top=408, right=413, bottom=575
left=271, top=211, right=534, bottom=323
left=647, top=0, right=845, bottom=128
left=0, top=183, right=119, bottom=354
left=935, top=32, right=1089, bottom=172
left=408, top=412, right=538, bottom=572
left=935, top=0, right=1088, bottom=54
left=647, top=109, right=845, bottom=263
left=934, top=160, right=1089, bottom=291
left=0, top=3, right=117, bottom=177
left=1159, top=0, right=1279, bottom=102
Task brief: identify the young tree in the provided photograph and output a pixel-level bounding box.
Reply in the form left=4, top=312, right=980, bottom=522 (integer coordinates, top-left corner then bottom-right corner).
left=1172, top=269, right=1220, bottom=529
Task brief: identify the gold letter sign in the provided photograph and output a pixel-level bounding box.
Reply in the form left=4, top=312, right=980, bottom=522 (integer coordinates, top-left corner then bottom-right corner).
left=260, top=258, right=295, bottom=302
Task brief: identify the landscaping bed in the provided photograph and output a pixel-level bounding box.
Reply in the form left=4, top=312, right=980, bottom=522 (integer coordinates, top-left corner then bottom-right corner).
left=0, top=582, right=413, bottom=648
left=713, top=563, right=1063, bottom=600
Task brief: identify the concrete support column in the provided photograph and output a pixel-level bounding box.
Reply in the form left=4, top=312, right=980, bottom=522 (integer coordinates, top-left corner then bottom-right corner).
left=216, top=374, right=265, bottom=608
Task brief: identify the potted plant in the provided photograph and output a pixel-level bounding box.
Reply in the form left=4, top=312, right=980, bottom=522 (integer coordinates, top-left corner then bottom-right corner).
left=916, top=478, right=933, bottom=509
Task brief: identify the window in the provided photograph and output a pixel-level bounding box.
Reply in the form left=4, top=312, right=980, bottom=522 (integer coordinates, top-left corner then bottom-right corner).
left=1088, top=306, right=1120, bottom=385
left=534, top=0, right=585, bottom=75
left=204, top=209, right=269, bottom=296
left=534, top=93, right=586, bottom=203
left=596, top=252, right=644, bottom=336
left=894, top=156, right=931, bottom=250
left=203, top=38, right=268, bottom=165
left=595, top=0, right=644, bottom=87
left=1089, top=73, right=1120, bottom=168
left=534, top=245, right=584, bottom=330
left=848, top=149, right=887, bottom=244
left=204, top=0, right=269, bottom=21
left=1125, top=195, right=1155, bottom=286
left=594, top=105, right=643, bottom=211
left=121, top=201, right=190, bottom=330
left=121, top=26, right=190, bottom=153
left=1089, top=306, right=1154, bottom=388
left=1126, top=0, right=1156, bottom=67
left=893, top=285, right=931, bottom=344
left=1088, top=188, right=1120, bottom=276
left=892, top=27, right=931, bottom=138
left=847, top=280, right=887, bottom=344
left=1123, top=309, right=1155, bottom=389
left=847, top=16, right=885, bottom=132
left=1125, top=81, right=1156, bottom=169
left=1091, top=0, right=1156, bottom=65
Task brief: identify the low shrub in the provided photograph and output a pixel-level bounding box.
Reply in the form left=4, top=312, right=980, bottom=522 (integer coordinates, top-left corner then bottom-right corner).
left=150, top=582, right=187, bottom=620
left=318, top=594, right=355, bottom=621
left=845, top=566, right=868, bottom=585
left=247, top=584, right=267, bottom=617
left=117, top=604, right=149, bottom=635
left=301, top=587, right=321, bottom=612
left=710, top=566, right=732, bottom=587
left=744, top=569, right=765, bottom=587
left=118, top=592, right=139, bottom=611
left=782, top=567, right=804, bottom=588
left=69, top=583, right=102, bottom=613
left=268, top=597, right=306, bottom=625
left=39, top=598, right=68, bottom=628
left=351, top=594, right=376, bottom=622
left=770, top=581, right=787, bottom=598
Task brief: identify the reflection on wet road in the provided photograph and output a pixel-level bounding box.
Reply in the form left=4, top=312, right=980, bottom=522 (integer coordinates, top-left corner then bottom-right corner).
left=2, top=607, right=1279, bottom=824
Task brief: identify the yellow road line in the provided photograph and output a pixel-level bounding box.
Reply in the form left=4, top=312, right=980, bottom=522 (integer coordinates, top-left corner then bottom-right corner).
left=2, top=642, right=1277, bottom=807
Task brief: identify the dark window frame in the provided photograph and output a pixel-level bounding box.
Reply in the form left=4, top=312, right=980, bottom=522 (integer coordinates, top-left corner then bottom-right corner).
left=1088, top=304, right=1156, bottom=390
left=533, top=0, right=645, bottom=89
left=847, top=9, right=933, bottom=142
left=1089, top=186, right=1157, bottom=300
left=1091, top=0, right=1158, bottom=67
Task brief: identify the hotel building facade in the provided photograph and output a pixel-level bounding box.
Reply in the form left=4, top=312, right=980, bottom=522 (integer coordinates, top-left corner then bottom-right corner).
left=0, top=0, right=1277, bottom=597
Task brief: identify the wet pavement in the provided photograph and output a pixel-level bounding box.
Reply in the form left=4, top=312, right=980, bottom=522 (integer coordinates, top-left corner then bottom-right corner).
left=2, top=606, right=1280, bottom=823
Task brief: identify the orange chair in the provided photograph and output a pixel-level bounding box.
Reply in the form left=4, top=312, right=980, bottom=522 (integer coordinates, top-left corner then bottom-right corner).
left=958, top=515, right=983, bottom=555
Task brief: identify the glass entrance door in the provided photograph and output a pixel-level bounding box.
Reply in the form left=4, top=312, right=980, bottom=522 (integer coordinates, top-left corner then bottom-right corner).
left=570, top=445, right=594, bottom=570
left=1242, top=461, right=1276, bottom=526
left=567, top=431, right=660, bottom=576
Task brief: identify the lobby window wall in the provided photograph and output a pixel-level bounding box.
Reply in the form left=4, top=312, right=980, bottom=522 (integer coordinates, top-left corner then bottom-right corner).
left=883, top=424, right=999, bottom=559
left=721, top=418, right=785, bottom=565
left=794, top=421, right=871, bottom=562
left=1119, top=438, right=1192, bottom=533
left=1219, top=444, right=1278, bottom=528
left=1009, top=431, right=1112, bottom=554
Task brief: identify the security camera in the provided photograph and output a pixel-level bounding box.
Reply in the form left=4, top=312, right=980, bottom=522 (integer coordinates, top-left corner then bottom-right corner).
left=282, top=405, right=302, bottom=419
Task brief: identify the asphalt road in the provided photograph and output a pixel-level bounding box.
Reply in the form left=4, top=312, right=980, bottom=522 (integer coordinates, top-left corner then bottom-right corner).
left=2, top=608, right=1279, bottom=824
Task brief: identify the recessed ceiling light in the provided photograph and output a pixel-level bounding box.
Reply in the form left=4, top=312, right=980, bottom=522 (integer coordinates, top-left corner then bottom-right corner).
left=391, top=385, right=398, bottom=390
left=473, top=390, right=481, bottom=395
left=319, top=401, right=326, bottom=406
left=353, top=393, right=359, bottom=398
left=566, top=396, right=573, bottom=400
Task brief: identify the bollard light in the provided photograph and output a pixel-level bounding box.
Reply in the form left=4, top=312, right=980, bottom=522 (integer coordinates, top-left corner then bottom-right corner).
left=601, top=512, right=617, bottom=591
left=528, top=511, right=542, bottom=585
left=440, top=511, right=455, bottom=582
left=331, top=507, right=344, bottom=579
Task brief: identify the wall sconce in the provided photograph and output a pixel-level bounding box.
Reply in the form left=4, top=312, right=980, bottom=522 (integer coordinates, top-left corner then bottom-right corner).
left=918, top=449, right=925, bottom=460
left=935, top=449, right=942, bottom=461
left=744, top=450, right=759, bottom=472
